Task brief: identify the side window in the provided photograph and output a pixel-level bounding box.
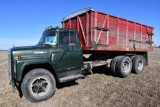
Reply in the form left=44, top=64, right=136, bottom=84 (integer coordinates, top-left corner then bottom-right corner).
left=59, top=31, right=77, bottom=46
left=59, top=31, right=69, bottom=45
left=69, top=31, right=77, bottom=45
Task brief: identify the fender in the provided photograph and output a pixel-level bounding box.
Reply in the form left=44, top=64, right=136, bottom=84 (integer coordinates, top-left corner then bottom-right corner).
left=15, top=57, right=57, bottom=81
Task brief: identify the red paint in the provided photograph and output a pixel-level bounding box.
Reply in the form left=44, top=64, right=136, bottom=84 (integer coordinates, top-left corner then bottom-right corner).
left=62, top=8, right=154, bottom=52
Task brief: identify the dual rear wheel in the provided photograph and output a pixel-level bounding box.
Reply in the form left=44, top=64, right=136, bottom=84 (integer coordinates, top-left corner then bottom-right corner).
left=132, top=55, right=145, bottom=74
left=111, top=55, right=145, bottom=77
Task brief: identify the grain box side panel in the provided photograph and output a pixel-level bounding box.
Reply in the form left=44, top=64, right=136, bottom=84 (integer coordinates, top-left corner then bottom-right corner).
left=108, top=16, right=117, bottom=46
left=135, top=23, right=141, bottom=49
left=71, top=18, right=77, bottom=29
left=142, top=25, right=149, bottom=49
left=127, top=21, right=134, bottom=48
left=119, top=18, right=127, bottom=48
left=62, top=8, right=154, bottom=52
left=96, top=12, right=107, bottom=44
left=90, top=11, right=95, bottom=43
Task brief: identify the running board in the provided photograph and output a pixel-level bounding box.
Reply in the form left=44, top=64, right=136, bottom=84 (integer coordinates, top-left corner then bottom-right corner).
left=59, top=74, right=84, bottom=82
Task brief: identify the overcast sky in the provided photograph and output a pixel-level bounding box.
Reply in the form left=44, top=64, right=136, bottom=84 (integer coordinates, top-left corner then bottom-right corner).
left=0, top=0, right=159, bottom=50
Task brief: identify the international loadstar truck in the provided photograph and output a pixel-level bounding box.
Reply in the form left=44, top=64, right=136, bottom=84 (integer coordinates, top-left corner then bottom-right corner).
left=8, top=8, right=154, bottom=102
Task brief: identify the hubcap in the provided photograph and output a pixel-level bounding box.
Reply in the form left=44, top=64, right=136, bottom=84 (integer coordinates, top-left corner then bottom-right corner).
left=122, top=60, right=131, bottom=74
left=137, top=60, right=143, bottom=71
left=30, top=77, right=50, bottom=96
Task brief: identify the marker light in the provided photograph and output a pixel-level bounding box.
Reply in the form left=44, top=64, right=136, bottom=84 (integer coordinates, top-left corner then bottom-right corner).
left=45, top=26, right=53, bottom=30
left=48, top=26, right=52, bottom=29
left=18, top=54, right=21, bottom=59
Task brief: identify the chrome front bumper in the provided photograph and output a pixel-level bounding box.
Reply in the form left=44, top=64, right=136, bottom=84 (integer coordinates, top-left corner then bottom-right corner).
left=8, top=52, right=15, bottom=93
left=8, top=70, right=15, bottom=93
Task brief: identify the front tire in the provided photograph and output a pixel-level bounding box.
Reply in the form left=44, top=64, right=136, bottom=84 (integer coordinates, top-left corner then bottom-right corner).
left=21, top=68, right=56, bottom=102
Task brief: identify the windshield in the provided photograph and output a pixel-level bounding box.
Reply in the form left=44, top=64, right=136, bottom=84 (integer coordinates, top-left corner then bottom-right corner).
left=39, top=31, right=57, bottom=45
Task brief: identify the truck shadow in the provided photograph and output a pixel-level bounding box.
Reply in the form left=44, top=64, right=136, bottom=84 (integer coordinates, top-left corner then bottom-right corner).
left=85, top=65, right=117, bottom=77
left=16, top=81, right=79, bottom=98
left=57, top=81, right=79, bottom=89
left=57, top=66, right=117, bottom=89
left=16, top=84, right=23, bottom=98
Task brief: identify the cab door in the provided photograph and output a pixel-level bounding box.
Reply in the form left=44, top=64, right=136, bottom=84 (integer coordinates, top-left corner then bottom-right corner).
left=56, top=30, right=83, bottom=74
left=68, top=31, right=83, bottom=70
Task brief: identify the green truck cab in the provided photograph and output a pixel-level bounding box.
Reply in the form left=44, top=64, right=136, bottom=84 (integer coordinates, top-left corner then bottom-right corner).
left=8, top=27, right=84, bottom=102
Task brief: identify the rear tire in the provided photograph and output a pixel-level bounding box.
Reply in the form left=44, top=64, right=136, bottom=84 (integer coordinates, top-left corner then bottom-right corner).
left=111, top=56, right=123, bottom=75
left=21, top=68, right=56, bottom=102
left=132, top=55, right=145, bottom=74
left=116, top=56, right=132, bottom=77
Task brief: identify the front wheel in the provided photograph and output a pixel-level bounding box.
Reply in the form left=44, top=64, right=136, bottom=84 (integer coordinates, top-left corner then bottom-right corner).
left=21, top=68, right=56, bottom=102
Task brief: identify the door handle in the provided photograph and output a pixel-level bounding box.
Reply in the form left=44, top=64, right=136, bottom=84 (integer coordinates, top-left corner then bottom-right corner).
left=75, top=49, right=80, bottom=51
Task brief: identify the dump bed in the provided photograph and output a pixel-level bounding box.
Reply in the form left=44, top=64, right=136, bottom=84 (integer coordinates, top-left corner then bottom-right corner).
left=61, top=8, right=154, bottom=52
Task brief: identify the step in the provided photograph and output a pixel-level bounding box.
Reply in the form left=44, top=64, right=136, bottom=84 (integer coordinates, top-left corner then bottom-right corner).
left=59, top=74, right=84, bottom=82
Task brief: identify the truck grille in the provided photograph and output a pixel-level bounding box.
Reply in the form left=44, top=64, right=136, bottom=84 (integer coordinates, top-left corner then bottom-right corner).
left=8, top=51, right=15, bottom=92
left=8, top=53, right=11, bottom=74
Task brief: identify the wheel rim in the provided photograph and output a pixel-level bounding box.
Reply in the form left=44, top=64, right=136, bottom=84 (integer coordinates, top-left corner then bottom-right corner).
left=122, top=60, right=131, bottom=74
left=137, top=60, right=143, bottom=71
left=30, top=77, right=50, bottom=97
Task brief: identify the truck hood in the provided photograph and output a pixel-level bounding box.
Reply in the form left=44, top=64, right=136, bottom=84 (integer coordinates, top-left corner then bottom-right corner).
left=10, top=45, right=48, bottom=51
left=9, top=45, right=52, bottom=59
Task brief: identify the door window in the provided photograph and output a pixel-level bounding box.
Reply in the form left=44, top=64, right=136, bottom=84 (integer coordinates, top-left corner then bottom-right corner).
left=69, top=31, right=77, bottom=45
left=59, top=31, right=77, bottom=45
